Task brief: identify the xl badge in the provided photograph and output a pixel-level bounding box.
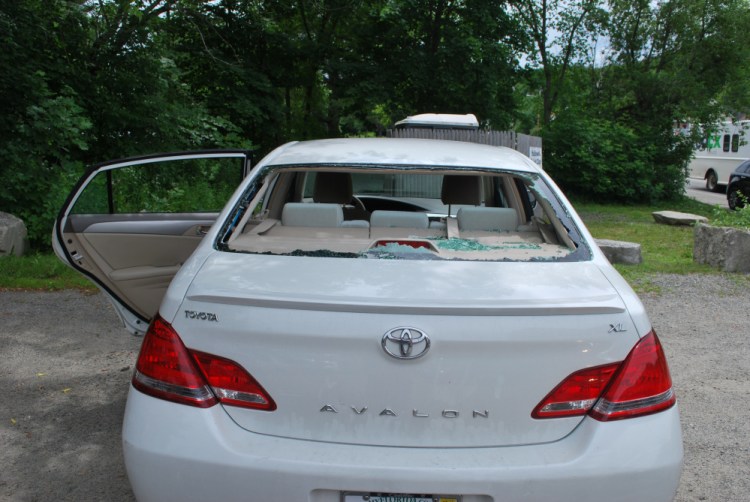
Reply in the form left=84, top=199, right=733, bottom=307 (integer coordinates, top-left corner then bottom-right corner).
left=382, top=327, right=430, bottom=360
left=608, top=323, right=627, bottom=333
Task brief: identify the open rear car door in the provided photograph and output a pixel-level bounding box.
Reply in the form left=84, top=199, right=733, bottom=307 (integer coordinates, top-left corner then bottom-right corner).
left=53, top=151, right=250, bottom=335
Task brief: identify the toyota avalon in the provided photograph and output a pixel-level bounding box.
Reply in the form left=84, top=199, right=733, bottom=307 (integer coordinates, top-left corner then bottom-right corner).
left=54, top=138, right=683, bottom=501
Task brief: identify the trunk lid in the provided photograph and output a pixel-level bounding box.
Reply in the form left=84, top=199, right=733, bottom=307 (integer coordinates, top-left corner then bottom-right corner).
left=172, top=253, right=639, bottom=447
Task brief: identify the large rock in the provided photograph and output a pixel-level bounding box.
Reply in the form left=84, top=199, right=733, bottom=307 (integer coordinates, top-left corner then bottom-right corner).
left=0, top=212, right=28, bottom=257
left=595, top=239, right=642, bottom=265
left=652, top=210, right=708, bottom=226
left=693, top=223, right=750, bottom=273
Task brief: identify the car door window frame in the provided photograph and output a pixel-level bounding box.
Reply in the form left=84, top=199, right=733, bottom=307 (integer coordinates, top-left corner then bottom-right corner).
left=54, top=150, right=251, bottom=335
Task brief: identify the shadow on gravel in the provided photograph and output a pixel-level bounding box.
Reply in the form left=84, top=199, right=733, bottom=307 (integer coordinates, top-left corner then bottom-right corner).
left=0, top=291, right=140, bottom=502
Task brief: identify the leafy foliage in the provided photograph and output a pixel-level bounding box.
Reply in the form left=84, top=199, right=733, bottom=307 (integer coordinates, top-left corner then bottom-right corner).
left=531, top=0, right=750, bottom=202
left=81, top=158, right=243, bottom=214
left=510, top=0, right=607, bottom=127
left=0, top=1, right=250, bottom=248
left=2, top=0, right=750, bottom=247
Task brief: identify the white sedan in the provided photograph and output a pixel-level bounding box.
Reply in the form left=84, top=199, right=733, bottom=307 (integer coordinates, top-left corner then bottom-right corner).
left=54, top=138, right=683, bottom=502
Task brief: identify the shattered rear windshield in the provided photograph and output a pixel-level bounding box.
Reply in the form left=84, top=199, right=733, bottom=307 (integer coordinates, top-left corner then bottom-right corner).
left=218, top=166, right=590, bottom=262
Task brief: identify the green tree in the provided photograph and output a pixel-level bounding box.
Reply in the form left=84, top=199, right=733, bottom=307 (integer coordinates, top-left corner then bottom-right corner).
left=511, top=0, right=606, bottom=127
left=526, top=0, right=750, bottom=202
left=0, top=1, right=93, bottom=245
left=354, top=0, right=523, bottom=130
left=163, top=1, right=524, bottom=147
left=606, top=0, right=750, bottom=123
left=81, top=0, right=249, bottom=160
left=0, top=0, right=249, bottom=248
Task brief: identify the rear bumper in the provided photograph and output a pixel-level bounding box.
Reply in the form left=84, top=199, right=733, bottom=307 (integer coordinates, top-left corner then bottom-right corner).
left=123, top=387, right=683, bottom=502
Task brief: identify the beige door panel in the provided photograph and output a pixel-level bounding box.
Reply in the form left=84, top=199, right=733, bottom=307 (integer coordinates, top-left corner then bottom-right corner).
left=53, top=151, right=249, bottom=333
left=63, top=230, right=203, bottom=319
left=80, top=232, right=200, bottom=269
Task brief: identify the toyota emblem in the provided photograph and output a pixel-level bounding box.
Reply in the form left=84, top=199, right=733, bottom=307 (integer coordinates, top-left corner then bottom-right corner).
left=381, top=327, right=430, bottom=360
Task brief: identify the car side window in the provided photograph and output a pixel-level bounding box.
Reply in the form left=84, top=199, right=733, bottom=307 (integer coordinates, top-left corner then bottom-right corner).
left=72, top=157, right=244, bottom=214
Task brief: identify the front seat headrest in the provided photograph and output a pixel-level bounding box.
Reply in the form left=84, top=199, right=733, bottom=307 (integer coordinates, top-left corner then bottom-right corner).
left=441, top=175, right=481, bottom=206
left=313, top=172, right=353, bottom=204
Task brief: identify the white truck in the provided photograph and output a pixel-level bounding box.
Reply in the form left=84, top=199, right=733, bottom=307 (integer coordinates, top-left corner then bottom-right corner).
left=688, top=120, right=750, bottom=191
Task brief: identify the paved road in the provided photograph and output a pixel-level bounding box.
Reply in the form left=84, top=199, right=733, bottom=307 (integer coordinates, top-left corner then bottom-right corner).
left=685, top=178, right=728, bottom=207
left=2, top=284, right=749, bottom=501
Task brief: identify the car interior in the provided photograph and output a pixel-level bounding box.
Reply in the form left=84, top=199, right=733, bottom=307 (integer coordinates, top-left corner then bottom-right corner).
left=224, top=168, right=579, bottom=261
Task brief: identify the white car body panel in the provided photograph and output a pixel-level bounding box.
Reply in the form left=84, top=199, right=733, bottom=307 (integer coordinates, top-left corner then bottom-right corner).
left=263, top=137, right=539, bottom=172
left=182, top=255, right=624, bottom=315
left=123, top=389, right=683, bottom=502
left=170, top=256, right=639, bottom=448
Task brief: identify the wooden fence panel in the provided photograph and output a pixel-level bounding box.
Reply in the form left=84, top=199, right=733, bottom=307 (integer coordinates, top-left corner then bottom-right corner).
left=386, top=128, right=543, bottom=167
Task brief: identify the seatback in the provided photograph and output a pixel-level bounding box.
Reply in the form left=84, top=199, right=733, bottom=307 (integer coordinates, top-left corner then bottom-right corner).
left=281, top=203, right=343, bottom=227
left=313, top=171, right=370, bottom=222
left=370, top=210, right=429, bottom=229
left=457, top=207, right=518, bottom=232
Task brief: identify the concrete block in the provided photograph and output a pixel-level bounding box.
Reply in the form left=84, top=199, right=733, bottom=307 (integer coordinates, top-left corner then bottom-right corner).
left=693, top=223, right=750, bottom=273
left=0, top=212, right=28, bottom=257
left=652, top=210, right=708, bottom=226
left=595, top=239, right=642, bottom=265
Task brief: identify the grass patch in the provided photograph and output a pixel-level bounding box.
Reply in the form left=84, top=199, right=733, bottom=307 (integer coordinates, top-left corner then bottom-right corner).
left=710, top=200, right=750, bottom=229
left=0, top=253, right=95, bottom=291
left=573, top=197, right=719, bottom=286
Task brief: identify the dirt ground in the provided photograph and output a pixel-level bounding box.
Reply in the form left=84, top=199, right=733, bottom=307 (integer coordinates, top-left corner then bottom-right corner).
left=1, top=291, right=138, bottom=501
left=1, top=275, right=748, bottom=501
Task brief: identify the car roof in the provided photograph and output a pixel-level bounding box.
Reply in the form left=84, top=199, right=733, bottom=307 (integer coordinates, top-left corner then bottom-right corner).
left=261, top=137, right=540, bottom=174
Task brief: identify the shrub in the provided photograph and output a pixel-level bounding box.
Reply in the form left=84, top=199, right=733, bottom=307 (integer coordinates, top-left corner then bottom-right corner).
left=543, top=116, right=690, bottom=203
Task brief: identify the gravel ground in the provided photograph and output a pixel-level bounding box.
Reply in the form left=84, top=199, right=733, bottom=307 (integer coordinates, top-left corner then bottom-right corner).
left=642, top=274, right=750, bottom=501
left=0, top=275, right=748, bottom=501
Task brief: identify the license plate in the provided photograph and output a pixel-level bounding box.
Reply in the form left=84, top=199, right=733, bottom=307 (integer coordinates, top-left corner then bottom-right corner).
left=342, top=494, right=460, bottom=502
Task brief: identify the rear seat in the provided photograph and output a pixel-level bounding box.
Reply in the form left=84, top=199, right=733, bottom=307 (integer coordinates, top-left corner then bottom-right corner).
left=258, top=202, right=369, bottom=240
left=370, top=210, right=429, bottom=229
left=237, top=203, right=538, bottom=255
left=281, top=203, right=343, bottom=227
left=457, top=207, right=518, bottom=232
left=370, top=210, right=443, bottom=239
left=281, top=202, right=370, bottom=229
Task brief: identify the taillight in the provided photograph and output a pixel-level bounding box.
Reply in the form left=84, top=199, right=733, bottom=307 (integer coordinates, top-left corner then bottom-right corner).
left=590, top=331, right=675, bottom=421
left=533, top=331, right=675, bottom=421
left=133, top=316, right=275, bottom=411
left=191, top=351, right=276, bottom=410
left=133, top=316, right=217, bottom=408
left=532, top=363, right=619, bottom=419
